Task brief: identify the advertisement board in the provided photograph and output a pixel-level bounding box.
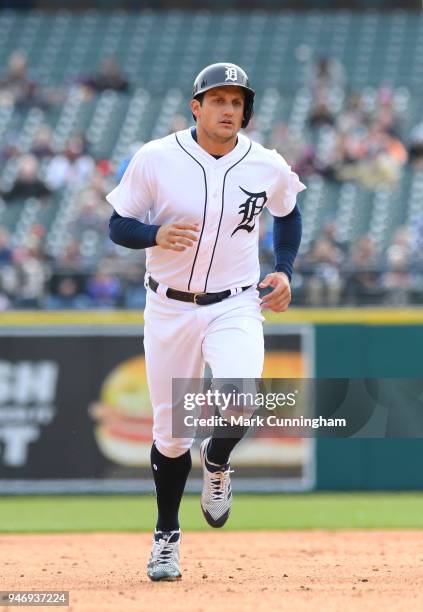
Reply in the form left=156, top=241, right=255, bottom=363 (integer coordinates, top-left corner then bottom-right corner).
left=0, top=324, right=314, bottom=492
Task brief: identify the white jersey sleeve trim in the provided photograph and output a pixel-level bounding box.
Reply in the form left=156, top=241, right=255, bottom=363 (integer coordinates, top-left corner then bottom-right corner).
left=266, top=151, right=306, bottom=217
left=105, top=145, right=153, bottom=221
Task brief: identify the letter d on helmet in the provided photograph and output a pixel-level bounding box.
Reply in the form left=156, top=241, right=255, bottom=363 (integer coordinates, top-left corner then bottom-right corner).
left=192, top=62, right=255, bottom=129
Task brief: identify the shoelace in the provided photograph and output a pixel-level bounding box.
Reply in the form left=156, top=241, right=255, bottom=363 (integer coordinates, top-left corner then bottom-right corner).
left=151, top=533, right=178, bottom=566
left=209, top=468, right=234, bottom=501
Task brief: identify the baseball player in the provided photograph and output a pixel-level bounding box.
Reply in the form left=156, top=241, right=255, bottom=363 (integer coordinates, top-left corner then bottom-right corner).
left=107, top=62, right=305, bottom=581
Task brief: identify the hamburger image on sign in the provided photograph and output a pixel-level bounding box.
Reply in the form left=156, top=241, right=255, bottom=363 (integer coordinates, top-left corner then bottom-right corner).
left=90, top=355, right=153, bottom=465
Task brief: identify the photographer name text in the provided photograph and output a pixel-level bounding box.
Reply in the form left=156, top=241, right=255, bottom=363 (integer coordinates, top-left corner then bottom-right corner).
left=183, top=414, right=346, bottom=429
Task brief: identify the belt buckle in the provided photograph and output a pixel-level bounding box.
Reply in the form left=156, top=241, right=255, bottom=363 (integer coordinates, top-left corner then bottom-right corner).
left=193, top=292, right=207, bottom=304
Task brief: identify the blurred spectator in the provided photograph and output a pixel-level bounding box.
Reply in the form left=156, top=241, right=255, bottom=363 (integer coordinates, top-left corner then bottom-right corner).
left=46, top=136, right=95, bottom=190
left=308, top=88, right=336, bottom=129
left=0, top=51, right=51, bottom=112
left=266, top=122, right=307, bottom=167
left=72, top=189, right=109, bottom=234
left=408, top=120, right=423, bottom=170
left=15, top=80, right=50, bottom=112
left=337, top=91, right=369, bottom=133
left=0, top=293, right=10, bottom=311
left=0, top=261, right=18, bottom=308
left=0, top=155, right=51, bottom=202
left=83, top=57, right=129, bottom=93
left=0, top=228, right=16, bottom=310
left=45, top=277, right=90, bottom=310
left=0, top=51, right=31, bottom=101
left=302, top=237, right=344, bottom=306
left=336, top=126, right=407, bottom=189
left=346, top=235, right=383, bottom=305
left=55, top=240, right=88, bottom=274
left=122, top=264, right=147, bottom=309
left=0, top=132, right=21, bottom=161
left=0, top=228, right=13, bottom=264
left=383, top=252, right=412, bottom=305
left=308, top=101, right=335, bottom=129
left=321, top=221, right=349, bottom=255
left=28, top=222, right=47, bottom=244
left=311, top=56, right=345, bottom=92
left=382, top=227, right=413, bottom=305
left=96, top=157, right=113, bottom=177
left=12, top=242, right=51, bottom=309
left=294, top=145, right=320, bottom=177
left=87, top=168, right=111, bottom=199
left=30, top=125, right=55, bottom=159
left=375, top=87, right=401, bottom=136
left=86, top=271, right=122, bottom=308
left=410, top=215, right=423, bottom=266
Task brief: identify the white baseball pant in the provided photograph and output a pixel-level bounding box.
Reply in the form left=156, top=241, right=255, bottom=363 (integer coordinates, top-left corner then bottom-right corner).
left=143, top=285, right=265, bottom=458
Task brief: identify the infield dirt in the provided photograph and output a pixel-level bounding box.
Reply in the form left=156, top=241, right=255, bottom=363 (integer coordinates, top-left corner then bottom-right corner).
left=2, top=531, right=422, bottom=611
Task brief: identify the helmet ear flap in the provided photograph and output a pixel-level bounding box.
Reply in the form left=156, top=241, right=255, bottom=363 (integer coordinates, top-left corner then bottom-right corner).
left=242, top=94, right=254, bottom=129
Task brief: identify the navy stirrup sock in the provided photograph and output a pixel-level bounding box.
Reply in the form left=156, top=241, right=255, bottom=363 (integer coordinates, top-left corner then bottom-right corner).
left=150, top=442, right=192, bottom=532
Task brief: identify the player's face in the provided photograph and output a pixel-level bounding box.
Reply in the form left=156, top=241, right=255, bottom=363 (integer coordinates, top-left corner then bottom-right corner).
left=191, top=86, right=245, bottom=151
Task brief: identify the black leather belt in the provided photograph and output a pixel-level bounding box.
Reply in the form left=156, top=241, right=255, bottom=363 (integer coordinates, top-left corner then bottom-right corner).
left=148, top=276, right=251, bottom=306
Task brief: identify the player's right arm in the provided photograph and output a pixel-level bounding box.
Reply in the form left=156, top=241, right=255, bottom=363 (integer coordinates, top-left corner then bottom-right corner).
left=109, top=210, right=199, bottom=252
left=107, top=145, right=199, bottom=252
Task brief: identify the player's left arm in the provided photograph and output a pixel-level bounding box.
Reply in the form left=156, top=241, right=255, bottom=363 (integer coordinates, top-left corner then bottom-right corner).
left=259, top=204, right=302, bottom=312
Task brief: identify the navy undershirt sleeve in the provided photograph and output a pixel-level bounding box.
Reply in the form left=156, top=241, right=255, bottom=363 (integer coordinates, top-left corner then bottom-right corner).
left=272, top=204, right=302, bottom=282
left=109, top=210, right=160, bottom=249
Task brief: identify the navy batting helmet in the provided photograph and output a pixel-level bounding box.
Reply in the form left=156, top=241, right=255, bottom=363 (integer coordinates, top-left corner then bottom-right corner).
left=192, top=62, right=255, bottom=129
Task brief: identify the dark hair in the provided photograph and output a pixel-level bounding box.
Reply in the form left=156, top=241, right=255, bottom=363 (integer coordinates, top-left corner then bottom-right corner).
left=195, top=92, right=205, bottom=105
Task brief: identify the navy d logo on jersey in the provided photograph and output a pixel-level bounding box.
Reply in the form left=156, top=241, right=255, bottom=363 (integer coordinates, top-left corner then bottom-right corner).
left=231, top=187, right=268, bottom=236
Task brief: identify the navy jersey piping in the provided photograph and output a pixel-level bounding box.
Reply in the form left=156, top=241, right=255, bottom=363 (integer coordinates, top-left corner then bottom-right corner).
left=175, top=132, right=208, bottom=291
left=203, top=141, right=252, bottom=292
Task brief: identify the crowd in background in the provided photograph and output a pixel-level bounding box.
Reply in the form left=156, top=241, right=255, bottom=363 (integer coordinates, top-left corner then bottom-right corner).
left=263, top=57, right=419, bottom=185
left=0, top=51, right=422, bottom=310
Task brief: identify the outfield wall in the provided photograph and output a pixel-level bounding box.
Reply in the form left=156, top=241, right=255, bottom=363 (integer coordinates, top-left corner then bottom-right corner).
left=0, top=309, right=422, bottom=492
left=0, top=314, right=314, bottom=493
left=315, top=323, right=423, bottom=490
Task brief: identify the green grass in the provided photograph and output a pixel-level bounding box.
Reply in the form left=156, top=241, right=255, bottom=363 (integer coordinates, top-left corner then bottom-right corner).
left=0, top=493, right=422, bottom=533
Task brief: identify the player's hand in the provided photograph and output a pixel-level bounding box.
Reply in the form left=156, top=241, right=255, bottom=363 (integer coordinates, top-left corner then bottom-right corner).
left=259, top=272, right=291, bottom=312
left=156, top=222, right=200, bottom=252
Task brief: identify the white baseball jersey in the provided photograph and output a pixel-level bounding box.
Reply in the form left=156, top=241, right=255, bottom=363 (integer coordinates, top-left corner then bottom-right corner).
left=106, top=128, right=306, bottom=293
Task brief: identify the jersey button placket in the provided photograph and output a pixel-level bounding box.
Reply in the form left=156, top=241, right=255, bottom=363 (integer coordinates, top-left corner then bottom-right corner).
left=190, top=166, right=221, bottom=291
left=211, top=165, right=219, bottom=199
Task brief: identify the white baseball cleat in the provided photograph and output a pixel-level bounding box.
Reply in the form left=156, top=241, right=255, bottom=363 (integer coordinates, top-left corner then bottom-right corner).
left=200, top=437, right=234, bottom=528
left=147, top=529, right=182, bottom=581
